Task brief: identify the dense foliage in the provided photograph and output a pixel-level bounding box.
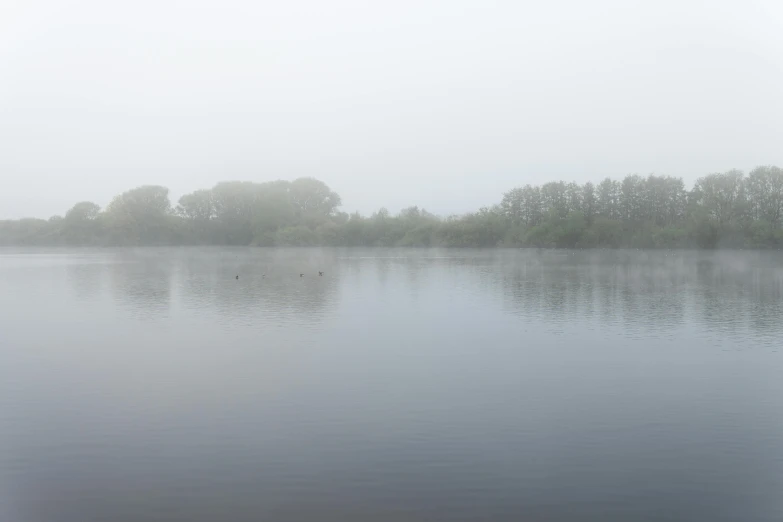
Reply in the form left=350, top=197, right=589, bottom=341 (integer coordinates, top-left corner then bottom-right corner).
left=3, top=167, right=783, bottom=248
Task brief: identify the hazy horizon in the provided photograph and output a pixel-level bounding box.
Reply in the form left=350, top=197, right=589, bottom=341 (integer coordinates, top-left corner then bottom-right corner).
left=3, top=0, right=783, bottom=220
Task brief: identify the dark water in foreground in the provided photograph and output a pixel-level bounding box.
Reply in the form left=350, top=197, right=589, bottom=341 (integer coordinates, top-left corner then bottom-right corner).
left=1, top=248, right=782, bottom=522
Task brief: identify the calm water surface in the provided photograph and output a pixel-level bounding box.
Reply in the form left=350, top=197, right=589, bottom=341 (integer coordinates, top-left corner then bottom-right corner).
left=1, top=248, right=782, bottom=521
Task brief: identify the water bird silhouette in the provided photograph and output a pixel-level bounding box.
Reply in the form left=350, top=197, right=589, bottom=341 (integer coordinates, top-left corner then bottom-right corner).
left=318, top=271, right=324, bottom=276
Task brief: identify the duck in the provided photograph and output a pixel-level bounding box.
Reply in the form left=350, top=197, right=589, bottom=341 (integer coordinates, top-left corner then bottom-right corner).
left=300, top=273, right=304, bottom=277
left=318, top=271, right=324, bottom=276
left=235, top=275, right=239, bottom=280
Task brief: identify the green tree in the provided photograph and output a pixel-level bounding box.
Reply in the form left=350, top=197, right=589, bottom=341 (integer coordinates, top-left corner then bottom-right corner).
left=746, top=166, right=783, bottom=225
left=104, top=186, right=172, bottom=245
left=4, top=168, right=783, bottom=249
left=63, top=201, right=102, bottom=244
left=177, top=190, right=214, bottom=222
left=693, top=170, right=744, bottom=228
left=582, top=182, right=596, bottom=224
left=288, top=178, right=341, bottom=222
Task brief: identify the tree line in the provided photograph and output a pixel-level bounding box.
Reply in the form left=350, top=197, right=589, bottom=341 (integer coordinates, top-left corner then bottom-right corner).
left=2, top=167, right=783, bottom=248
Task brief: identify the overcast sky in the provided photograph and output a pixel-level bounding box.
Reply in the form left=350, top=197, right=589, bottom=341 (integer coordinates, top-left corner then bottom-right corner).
left=1, top=0, right=782, bottom=219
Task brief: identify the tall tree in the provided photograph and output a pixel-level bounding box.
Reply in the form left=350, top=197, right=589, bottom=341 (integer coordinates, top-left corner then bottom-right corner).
left=177, top=190, right=214, bottom=222
left=541, top=181, right=568, bottom=218
left=63, top=201, right=101, bottom=244
left=746, top=166, right=783, bottom=225
left=104, top=185, right=171, bottom=244
left=596, top=178, right=619, bottom=219
left=582, top=181, right=596, bottom=224
left=288, top=178, right=341, bottom=221
left=694, top=170, right=744, bottom=227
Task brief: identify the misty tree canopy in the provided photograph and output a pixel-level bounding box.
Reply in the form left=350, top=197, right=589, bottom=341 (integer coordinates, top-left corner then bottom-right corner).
left=2, top=168, right=783, bottom=248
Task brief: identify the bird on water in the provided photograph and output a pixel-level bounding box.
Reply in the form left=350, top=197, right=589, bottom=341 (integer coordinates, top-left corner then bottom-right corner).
left=318, top=271, right=324, bottom=276
left=300, top=273, right=304, bottom=277
left=235, top=275, right=239, bottom=280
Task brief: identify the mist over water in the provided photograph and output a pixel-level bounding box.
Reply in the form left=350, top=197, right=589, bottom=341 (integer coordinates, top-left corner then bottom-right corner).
left=2, top=248, right=782, bottom=522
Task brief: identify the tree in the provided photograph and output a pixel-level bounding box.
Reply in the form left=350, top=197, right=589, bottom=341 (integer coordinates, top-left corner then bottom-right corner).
left=65, top=201, right=100, bottom=223
left=501, top=187, right=525, bottom=225
left=275, top=225, right=317, bottom=246
left=3, top=168, right=783, bottom=249
left=288, top=178, right=341, bottom=221
left=565, top=182, right=582, bottom=215
left=62, top=201, right=102, bottom=244
left=582, top=182, right=596, bottom=224
left=106, top=186, right=170, bottom=217
left=209, top=181, right=264, bottom=245
left=694, top=170, right=744, bottom=228
left=177, top=190, right=214, bottom=222
left=252, top=181, right=297, bottom=243
left=596, top=178, right=619, bottom=219
left=104, top=186, right=172, bottom=244
left=620, top=174, right=644, bottom=222
left=663, top=176, right=687, bottom=225
left=541, top=181, right=568, bottom=218
left=746, top=166, right=783, bottom=225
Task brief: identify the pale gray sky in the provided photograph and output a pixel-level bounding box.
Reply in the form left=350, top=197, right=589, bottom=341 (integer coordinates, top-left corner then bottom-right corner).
left=1, top=0, right=782, bottom=219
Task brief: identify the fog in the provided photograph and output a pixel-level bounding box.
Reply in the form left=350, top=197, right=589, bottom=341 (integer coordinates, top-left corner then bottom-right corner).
left=2, top=0, right=783, bottom=219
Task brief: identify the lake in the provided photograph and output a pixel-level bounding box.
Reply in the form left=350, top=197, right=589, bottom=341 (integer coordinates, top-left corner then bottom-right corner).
left=1, top=248, right=782, bottom=522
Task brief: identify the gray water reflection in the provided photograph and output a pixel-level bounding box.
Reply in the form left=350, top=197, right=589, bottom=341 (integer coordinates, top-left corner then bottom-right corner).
left=176, top=248, right=340, bottom=327
left=1, top=248, right=783, bottom=522
left=109, top=252, right=173, bottom=320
